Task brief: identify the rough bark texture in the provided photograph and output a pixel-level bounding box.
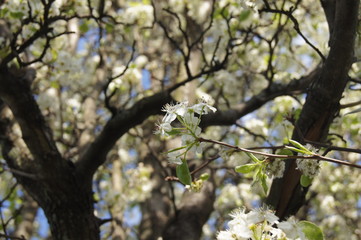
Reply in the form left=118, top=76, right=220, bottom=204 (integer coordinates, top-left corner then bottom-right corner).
left=162, top=180, right=215, bottom=240
left=0, top=67, right=99, bottom=240
left=139, top=154, right=175, bottom=240
left=267, top=0, right=360, bottom=219
left=0, top=64, right=174, bottom=239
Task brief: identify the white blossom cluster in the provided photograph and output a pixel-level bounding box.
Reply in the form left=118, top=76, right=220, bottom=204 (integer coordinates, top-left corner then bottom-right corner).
left=266, top=159, right=286, bottom=179
left=296, top=159, right=320, bottom=178
left=155, top=101, right=216, bottom=165
left=296, top=144, right=320, bottom=178
left=217, top=208, right=307, bottom=240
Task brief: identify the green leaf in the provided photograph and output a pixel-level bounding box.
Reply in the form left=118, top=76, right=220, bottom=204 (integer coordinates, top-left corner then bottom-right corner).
left=105, top=23, right=114, bottom=33
left=285, top=146, right=309, bottom=155
left=50, top=81, right=60, bottom=89
left=300, top=175, right=313, bottom=187
left=176, top=161, right=192, bottom=185
left=239, top=10, right=251, bottom=22
left=199, top=173, right=210, bottom=181
left=246, top=152, right=261, bottom=163
left=0, top=8, right=9, bottom=18
left=10, top=11, right=25, bottom=19
left=289, top=139, right=310, bottom=153
left=235, top=164, right=257, bottom=174
left=0, top=47, right=10, bottom=59
left=166, top=128, right=181, bottom=136
left=294, top=109, right=302, bottom=121
left=79, top=21, right=90, bottom=34
left=298, top=221, right=324, bottom=240
left=276, top=149, right=294, bottom=156
left=260, top=173, right=268, bottom=194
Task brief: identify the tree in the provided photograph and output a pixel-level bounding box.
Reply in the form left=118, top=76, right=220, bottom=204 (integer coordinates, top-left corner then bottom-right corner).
left=0, top=0, right=360, bottom=239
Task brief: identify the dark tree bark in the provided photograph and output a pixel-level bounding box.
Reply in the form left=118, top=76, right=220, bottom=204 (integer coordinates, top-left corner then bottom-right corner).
left=162, top=180, right=215, bottom=240
left=0, top=66, right=173, bottom=239
left=0, top=67, right=100, bottom=239
left=267, top=0, right=360, bottom=219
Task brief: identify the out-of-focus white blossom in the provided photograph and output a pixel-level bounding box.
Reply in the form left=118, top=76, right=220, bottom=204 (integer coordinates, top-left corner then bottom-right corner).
left=215, top=184, right=243, bottom=211
left=37, top=88, right=59, bottom=110
left=135, top=55, right=148, bottom=68
left=123, top=4, right=154, bottom=26
left=125, top=163, right=153, bottom=202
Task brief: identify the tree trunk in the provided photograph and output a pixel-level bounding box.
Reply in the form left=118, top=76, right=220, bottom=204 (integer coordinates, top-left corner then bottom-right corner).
left=162, top=179, right=215, bottom=240
left=267, top=0, right=359, bottom=219
left=18, top=174, right=99, bottom=240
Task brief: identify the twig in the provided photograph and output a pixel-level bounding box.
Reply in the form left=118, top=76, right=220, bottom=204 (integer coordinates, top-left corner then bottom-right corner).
left=260, top=7, right=326, bottom=61
left=198, top=137, right=361, bottom=169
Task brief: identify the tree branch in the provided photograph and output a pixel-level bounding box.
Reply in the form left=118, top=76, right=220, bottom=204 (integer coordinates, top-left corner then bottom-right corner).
left=200, top=66, right=321, bottom=127
left=0, top=68, right=65, bottom=176
left=162, top=180, right=215, bottom=240
left=76, top=90, right=173, bottom=180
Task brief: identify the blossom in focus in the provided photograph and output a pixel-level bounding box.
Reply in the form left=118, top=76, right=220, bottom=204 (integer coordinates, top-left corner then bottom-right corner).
left=161, top=102, right=188, bottom=123
left=188, top=101, right=217, bottom=115
left=266, top=159, right=286, bottom=178
left=278, top=216, right=306, bottom=240
left=217, top=207, right=307, bottom=240
left=155, top=122, right=172, bottom=136
left=167, top=151, right=183, bottom=165
left=296, top=159, right=320, bottom=178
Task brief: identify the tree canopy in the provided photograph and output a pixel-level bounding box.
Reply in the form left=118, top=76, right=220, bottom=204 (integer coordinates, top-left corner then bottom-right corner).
left=0, top=0, right=360, bottom=239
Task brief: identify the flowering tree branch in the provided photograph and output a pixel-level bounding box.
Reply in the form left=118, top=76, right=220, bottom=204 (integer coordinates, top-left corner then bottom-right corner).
left=267, top=0, right=360, bottom=219
left=198, top=137, right=361, bottom=169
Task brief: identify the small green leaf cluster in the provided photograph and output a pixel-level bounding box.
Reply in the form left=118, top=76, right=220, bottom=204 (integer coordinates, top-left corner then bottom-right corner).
left=235, top=152, right=269, bottom=194
left=286, top=140, right=320, bottom=187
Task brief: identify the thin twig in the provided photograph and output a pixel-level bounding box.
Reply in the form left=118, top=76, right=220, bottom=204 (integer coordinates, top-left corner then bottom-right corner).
left=260, top=7, right=326, bottom=61
left=198, top=137, right=361, bottom=169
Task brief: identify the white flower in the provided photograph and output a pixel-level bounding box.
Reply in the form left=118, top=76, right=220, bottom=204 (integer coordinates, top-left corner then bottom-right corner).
left=183, top=112, right=200, bottom=129
left=268, top=227, right=286, bottom=239
left=135, top=55, right=148, bottom=68
left=155, top=122, right=172, bottom=136
left=167, top=151, right=183, bottom=165
left=123, top=4, right=154, bottom=26
left=181, top=126, right=204, bottom=154
left=278, top=216, right=306, bottom=240
left=218, top=207, right=285, bottom=240
left=296, top=159, right=320, bottom=178
left=162, top=102, right=188, bottom=123
left=182, top=133, right=196, bottom=146
left=247, top=208, right=279, bottom=225
left=188, top=102, right=217, bottom=115
left=266, top=159, right=285, bottom=178
left=216, top=230, right=237, bottom=240
left=228, top=209, right=253, bottom=238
